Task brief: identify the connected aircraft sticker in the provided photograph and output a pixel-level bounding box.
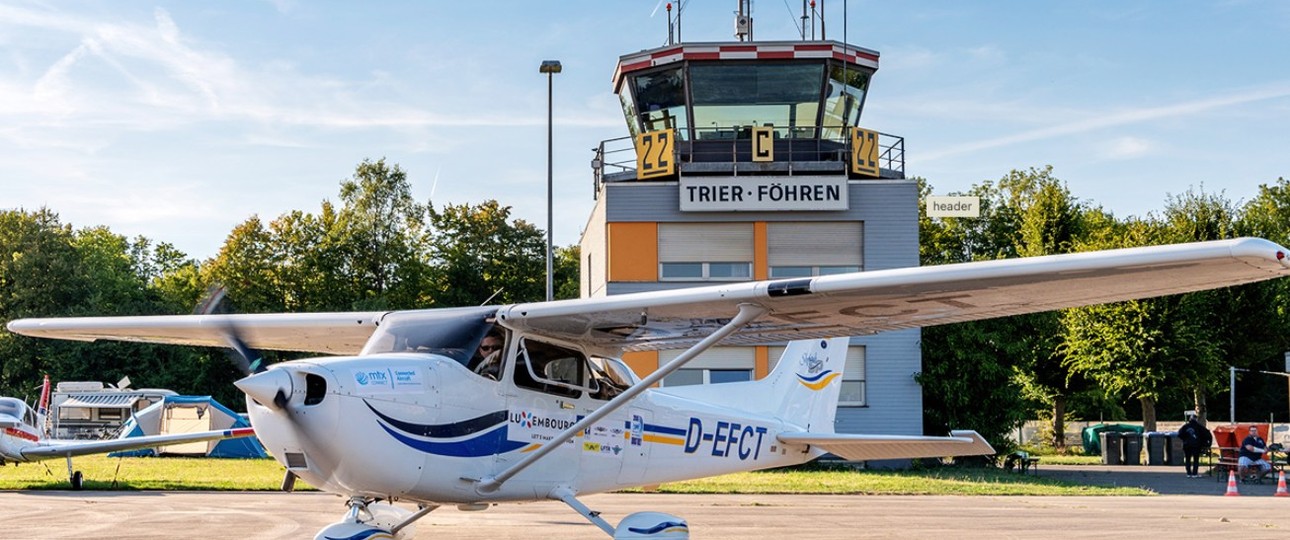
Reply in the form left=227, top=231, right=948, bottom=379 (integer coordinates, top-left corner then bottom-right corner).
left=351, top=367, right=425, bottom=394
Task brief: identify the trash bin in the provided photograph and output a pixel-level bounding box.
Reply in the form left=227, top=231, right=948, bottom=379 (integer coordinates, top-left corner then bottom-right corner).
left=1122, top=433, right=1143, bottom=465
left=1101, top=431, right=1123, bottom=465
left=1145, top=432, right=1167, bottom=465
left=1166, top=432, right=1185, bottom=466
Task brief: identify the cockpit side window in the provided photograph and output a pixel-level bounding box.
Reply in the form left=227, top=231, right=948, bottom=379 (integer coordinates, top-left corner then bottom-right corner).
left=513, top=339, right=589, bottom=398
left=588, top=357, right=638, bottom=401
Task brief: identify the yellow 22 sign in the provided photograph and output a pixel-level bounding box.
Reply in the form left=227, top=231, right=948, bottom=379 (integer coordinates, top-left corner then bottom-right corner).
left=636, top=129, right=675, bottom=180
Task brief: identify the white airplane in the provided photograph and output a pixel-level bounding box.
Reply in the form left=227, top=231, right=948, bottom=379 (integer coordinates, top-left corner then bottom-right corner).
left=0, top=375, right=255, bottom=490
left=8, top=237, right=1290, bottom=539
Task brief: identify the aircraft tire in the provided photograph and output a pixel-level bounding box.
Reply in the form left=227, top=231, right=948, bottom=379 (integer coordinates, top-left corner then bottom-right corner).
left=71, top=471, right=83, bottom=490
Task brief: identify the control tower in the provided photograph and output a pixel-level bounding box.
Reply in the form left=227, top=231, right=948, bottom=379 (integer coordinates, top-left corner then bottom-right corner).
left=580, top=14, right=920, bottom=443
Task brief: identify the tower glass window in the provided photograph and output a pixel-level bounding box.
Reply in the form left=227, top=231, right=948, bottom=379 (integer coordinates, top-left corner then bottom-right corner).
left=632, top=67, right=689, bottom=139
left=690, top=62, right=825, bottom=139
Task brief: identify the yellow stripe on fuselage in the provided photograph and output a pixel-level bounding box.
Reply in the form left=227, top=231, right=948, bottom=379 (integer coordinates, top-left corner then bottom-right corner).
left=643, top=434, right=684, bottom=446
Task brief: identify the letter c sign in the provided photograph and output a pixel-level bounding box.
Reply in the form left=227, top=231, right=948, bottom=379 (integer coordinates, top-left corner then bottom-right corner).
left=752, top=126, right=773, bottom=162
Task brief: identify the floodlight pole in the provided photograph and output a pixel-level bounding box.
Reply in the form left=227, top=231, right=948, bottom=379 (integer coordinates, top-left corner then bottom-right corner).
left=539, top=60, right=562, bottom=302
left=1231, top=366, right=1238, bottom=424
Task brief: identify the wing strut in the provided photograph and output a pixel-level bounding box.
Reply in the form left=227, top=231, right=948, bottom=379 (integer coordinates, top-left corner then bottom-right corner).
left=475, top=303, right=768, bottom=494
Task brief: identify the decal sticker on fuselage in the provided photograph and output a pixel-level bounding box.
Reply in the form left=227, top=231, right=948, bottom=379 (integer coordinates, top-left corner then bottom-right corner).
left=506, top=410, right=578, bottom=446
left=683, top=417, right=769, bottom=460
left=351, top=367, right=425, bottom=394
left=583, top=421, right=627, bottom=458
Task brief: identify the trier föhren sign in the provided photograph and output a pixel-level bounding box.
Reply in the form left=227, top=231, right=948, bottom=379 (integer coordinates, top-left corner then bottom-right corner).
left=679, top=177, right=849, bottom=212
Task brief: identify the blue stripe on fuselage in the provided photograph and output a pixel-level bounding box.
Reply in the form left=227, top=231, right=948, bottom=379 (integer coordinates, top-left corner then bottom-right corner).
left=376, top=421, right=528, bottom=457
left=364, top=401, right=507, bottom=438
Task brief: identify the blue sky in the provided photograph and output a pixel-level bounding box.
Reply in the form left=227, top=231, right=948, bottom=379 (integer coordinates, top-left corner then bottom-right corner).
left=2, top=1, right=1287, bottom=261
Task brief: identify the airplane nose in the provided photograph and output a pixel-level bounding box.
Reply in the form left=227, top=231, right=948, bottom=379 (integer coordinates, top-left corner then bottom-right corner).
left=235, top=368, right=293, bottom=410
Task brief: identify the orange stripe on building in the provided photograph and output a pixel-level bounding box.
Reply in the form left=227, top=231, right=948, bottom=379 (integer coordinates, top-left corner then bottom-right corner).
left=754, top=346, right=769, bottom=379
left=607, top=222, right=658, bottom=282
left=622, top=351, right=660, bottom=383
left=753, top=221, right=768, bottom=280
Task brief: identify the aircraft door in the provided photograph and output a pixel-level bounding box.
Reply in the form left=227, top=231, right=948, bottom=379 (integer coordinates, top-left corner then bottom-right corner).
left=500, top=338, right=592, bottom=485
left=615, top=408, right=652, bottom=484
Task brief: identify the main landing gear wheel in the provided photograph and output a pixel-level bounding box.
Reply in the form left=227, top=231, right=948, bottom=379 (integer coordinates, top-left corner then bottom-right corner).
left=64, top=457, right=83, bottom=490
left=314, top=497, right=437, bottom=540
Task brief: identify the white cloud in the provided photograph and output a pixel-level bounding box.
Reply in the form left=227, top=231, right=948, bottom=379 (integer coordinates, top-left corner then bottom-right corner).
left=920, top=83, right=1290, bottom=162
left=1103, top=136, right=1155, bottom=159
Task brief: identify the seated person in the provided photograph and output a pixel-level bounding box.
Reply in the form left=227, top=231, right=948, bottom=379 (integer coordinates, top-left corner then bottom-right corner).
left=1238, top=425, right=1273, bottom=481
left=469, top=330, right=504, bottom=380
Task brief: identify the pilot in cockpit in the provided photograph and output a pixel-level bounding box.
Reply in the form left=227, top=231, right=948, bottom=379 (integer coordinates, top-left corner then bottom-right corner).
left=468, top=329, right=505, bottom=380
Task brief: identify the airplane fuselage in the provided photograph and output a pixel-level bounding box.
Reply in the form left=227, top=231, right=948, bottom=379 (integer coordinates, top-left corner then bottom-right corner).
left=245, top=353, right=818, bottom=504
left=0, top=397, right=44, bottom=464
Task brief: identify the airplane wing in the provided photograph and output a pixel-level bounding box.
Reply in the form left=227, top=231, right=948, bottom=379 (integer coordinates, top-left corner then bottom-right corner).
left=7, top=238, right=1290, bottom=354
left=7, top=311, right=384, bottom=355
left=499, top=237, right=1290, bottom=351
left=776, top=430, right=995, bottom=461
left=19, top=427, right=256, bottom=460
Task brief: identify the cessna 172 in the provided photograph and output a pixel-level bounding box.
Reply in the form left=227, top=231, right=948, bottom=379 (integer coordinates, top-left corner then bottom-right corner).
left=8, top=237, right=1290, bottom=539
left=0, top=375, right=254, bottom=490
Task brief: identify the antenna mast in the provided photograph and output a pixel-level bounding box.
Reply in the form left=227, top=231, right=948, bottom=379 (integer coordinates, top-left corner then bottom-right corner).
left=734, top=0, right=753, bottom=42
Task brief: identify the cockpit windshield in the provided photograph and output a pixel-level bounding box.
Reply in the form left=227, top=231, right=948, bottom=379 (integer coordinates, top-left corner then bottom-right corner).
left=360, top=307, right=497, bottom=367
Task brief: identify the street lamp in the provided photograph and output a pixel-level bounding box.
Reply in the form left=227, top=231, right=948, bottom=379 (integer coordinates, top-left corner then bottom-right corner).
left=540, top=60, right=561, bottom=302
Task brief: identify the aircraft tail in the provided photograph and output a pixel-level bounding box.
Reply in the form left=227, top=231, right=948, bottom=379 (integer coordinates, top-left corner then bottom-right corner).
left=652, top=337, right=851, bottom=432
left=37, top=374, right=50, bottom=416
left=754, top=337, right=851, bottom=432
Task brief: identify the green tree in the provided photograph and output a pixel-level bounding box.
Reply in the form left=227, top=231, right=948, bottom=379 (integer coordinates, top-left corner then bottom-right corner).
left=426, top=199, right=545, bottom=307
left=554, top=244, right=582, bottom=300
left=335, top=158, right=431, bottom=310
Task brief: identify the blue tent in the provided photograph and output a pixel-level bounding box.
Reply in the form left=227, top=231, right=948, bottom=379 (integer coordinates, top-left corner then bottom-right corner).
left=109, top=395, right=266, bottom=458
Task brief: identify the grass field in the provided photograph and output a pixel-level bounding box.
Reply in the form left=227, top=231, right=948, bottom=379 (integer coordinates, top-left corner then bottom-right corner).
left=0, top=455, right=1147, bottom=496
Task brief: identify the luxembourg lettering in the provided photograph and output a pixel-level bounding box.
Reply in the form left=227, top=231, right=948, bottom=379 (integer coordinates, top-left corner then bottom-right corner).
left=683, top=417, right=769, bottom=460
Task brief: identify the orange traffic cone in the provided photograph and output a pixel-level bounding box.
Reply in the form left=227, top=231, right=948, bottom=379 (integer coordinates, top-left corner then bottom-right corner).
left=1276, top=470, right=1288, bottom=497
left=1225, top=470, right=1241, bottom=497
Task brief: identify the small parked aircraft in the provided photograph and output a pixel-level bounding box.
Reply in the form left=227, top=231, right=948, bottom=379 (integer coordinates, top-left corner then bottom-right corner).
left=0, top=375, right=255, bottom=489
left=8, top=237, right=1290, bottom=539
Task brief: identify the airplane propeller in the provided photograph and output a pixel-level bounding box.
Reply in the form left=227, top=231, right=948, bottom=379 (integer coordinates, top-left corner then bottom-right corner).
left=196, top=286, right=287, bottom=409
left=195, top=285, right=299, bottom=493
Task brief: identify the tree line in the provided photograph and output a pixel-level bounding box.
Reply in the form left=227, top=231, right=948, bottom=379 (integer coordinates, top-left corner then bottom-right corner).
left=2, top=159, right=1289, bottom=455
left=0, top=158, right=579, bottom=407
left=919, top=166, right=1290, bottom=452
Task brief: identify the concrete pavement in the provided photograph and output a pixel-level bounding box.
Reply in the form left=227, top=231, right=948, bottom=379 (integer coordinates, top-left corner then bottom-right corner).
left=4, top=488, right=1290, bottom=539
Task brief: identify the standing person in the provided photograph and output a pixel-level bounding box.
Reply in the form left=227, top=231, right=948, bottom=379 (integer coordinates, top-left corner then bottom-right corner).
left=1239, top=425, right=1273, bottom=482
left=1177, top=412, right=1212, bottom=478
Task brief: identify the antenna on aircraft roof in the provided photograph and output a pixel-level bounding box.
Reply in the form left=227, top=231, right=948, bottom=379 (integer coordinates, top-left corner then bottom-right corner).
left=480, top=288, right=505, bottom=306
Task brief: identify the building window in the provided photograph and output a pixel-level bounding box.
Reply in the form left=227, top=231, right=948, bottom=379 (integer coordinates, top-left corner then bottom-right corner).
left=658, top=223, right=753, bottom=282
left=658, top=347, right=755, bottom=387
left=631, top=66, right=689, bottom=139
left=767, top=221, right=863, bottom=278
left=662, top=368, right=754, bottom=387
left=769, top=265, right=861, bottom=278
left=769, top=344, right=866, bottom=407
left=660, top=261, right=752, bottom=281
